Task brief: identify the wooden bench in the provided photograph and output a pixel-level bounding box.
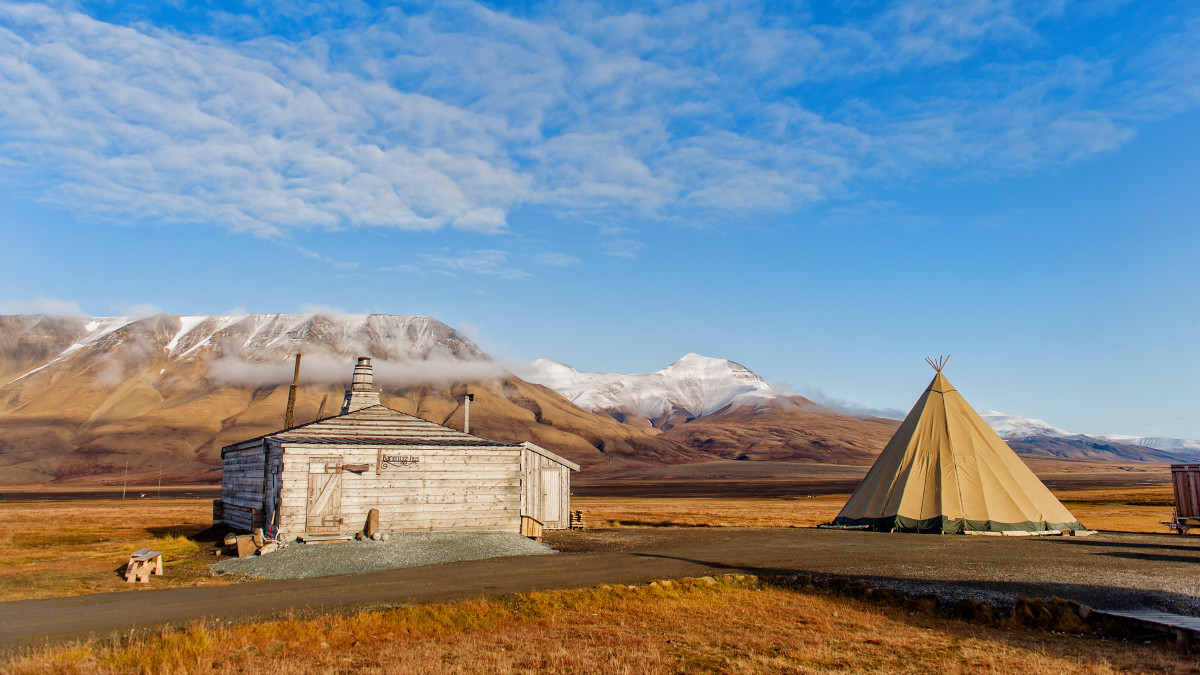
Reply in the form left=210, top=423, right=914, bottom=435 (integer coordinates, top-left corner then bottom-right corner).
left=125, top=547, right=163, bottom=583
left=520, top=515, right=544, bottom=539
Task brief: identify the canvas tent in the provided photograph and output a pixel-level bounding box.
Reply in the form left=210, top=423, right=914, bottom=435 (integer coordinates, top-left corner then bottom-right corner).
left=829, top=358, right=1085, bottom=534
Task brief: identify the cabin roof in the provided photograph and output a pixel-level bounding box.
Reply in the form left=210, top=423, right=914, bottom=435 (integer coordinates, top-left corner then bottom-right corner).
left=222, top=404, right=517, bottom=455
left=279, top=436, right=520, bottom=447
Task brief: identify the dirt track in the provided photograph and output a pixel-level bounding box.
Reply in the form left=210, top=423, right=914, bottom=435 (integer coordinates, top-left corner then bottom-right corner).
left=2, top=527, right=1199, bottom=652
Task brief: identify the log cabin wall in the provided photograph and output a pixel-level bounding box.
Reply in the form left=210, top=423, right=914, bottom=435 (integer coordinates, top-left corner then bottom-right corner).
left=219, top=359, right=579, bottom=539
left=221, top=441, right=267, bottom=532
left=275, top=444, right=525, bottom=538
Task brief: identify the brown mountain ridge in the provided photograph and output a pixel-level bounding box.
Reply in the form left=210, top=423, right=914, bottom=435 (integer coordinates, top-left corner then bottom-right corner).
left=0, top=313, right=894, bottom=485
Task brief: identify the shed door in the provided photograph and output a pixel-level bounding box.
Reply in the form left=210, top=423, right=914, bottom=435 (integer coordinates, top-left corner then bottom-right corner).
left=307, top=459, right=344, bottom=534
left=541, top=469, right=562, bottom=525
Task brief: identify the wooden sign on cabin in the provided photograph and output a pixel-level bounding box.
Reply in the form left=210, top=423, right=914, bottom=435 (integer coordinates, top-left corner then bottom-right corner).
left=377, top=450, right=421, bottom=473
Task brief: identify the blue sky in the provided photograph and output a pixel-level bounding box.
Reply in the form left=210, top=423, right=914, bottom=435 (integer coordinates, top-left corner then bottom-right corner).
left=1, top=0, right=1197, bottom=438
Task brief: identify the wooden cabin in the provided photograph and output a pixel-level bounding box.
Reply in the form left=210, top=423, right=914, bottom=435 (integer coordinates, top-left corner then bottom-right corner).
left=217, top=357, right=579, bottom=539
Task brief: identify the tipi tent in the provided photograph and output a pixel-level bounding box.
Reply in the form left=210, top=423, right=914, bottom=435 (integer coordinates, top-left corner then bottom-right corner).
left=829, top=358, right=1085, bottom=534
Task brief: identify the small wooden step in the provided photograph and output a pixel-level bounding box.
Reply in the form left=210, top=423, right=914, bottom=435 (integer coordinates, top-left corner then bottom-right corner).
left=1094, top=609, right=1200, bottom=643
left=298, top=533, right=353, bottom=544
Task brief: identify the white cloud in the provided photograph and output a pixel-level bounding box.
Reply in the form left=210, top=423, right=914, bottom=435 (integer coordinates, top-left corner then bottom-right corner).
left=418, top=250, right=531, bottom=279
left=290, top=245, right=359, bottom=270
left=206, top=350, right=507, bottom=388
left=1, top=295, right=84, bottom=315
left=111, top=302, right=163, bottom=318
left=536, top=252, right=580, bottom=267
left=0, top=1, right=1194, bottom=239
left=300, top=302, right=345, bottom=314
left=452, top=207, right=509, bottom=234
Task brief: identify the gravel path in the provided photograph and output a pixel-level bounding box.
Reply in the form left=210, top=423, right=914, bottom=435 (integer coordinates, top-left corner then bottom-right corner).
left=211, top=533, right=555, bottom=579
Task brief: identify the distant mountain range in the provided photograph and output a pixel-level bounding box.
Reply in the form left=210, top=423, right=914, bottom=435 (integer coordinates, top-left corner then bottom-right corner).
left=523, top=354, right=779, bottom=430
left=521, top=354, right=895, bottom=464
left=524, top=360, right=1200, bottom=465
left=978, top=410, right=1200, bottom=463
left=2, top=312, right=1195, bottom=486
left=0, top=313, right=711, bottom=484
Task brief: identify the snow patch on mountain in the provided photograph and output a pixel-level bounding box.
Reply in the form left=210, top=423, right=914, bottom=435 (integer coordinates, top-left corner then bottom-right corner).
left=1091, top=435, right=1200, bottom=454
left=9, top=316, right=133, bottom=383
left=978, top=410, right=1072, bottom=439
left=980, top=410, right=1200, bottom=458
left=523, top=353, right=780, bottom=423
left=5, top=313, right=502, bottom=387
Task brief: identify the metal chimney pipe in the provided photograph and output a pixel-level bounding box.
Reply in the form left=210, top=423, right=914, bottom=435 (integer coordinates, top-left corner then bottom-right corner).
left=464, top=393, right=474, bottom=435
left=352, top=357, right=373, bottom=392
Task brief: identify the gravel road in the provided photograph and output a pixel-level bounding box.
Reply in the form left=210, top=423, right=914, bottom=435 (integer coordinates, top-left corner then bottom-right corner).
left=212, top=533, right=554, bottom=579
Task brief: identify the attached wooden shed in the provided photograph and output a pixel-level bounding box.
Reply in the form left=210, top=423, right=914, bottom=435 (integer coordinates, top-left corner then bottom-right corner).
left=218, top=358, right=579, bottom=539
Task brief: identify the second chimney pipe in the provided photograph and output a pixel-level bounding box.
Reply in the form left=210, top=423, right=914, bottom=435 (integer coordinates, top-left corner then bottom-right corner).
left=464, top=393, right=474, bottom=435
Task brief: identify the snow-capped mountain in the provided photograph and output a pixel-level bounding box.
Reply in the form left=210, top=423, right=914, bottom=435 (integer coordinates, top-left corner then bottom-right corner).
left=0, top=313, right=713, bottom=483
left=522, top=353, right=781, bottom=428
left=0, top=313, right=491, bottom=389
left=979, top=409, right=1200, bottom=463
left=978, top=410, right=1071, bottom=439
left=1091, top=435, right=1200, bottom=455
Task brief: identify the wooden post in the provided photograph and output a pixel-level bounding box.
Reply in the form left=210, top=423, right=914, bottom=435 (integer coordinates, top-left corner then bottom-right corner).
left=366, top=508, right=380, bottom=538
left=122, top=462, right=128, bottom=500
left=285, top=353, right=302, bottom=429
left=157, top=458, right=162, bottom=498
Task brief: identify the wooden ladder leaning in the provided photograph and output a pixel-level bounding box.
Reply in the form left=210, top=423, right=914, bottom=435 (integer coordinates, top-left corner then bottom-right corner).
left=569, top=510, right=586, bottom=530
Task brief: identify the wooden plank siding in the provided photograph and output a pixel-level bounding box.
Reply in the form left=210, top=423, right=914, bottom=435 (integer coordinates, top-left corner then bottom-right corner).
left=220, top=444, right=267, bottom=530
left=1172, top=464, right=1200, bottom=520
left=275, top=445, right=524, bottom=538
left=219, top=404, right=577, bottom=538
left=520, top=444, right=575, bottom=529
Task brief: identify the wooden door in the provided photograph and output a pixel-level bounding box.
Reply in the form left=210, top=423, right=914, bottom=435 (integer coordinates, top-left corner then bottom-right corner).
left=541, top=468, right=562, bottom=526
left=307, top=459, right=344, bottom=534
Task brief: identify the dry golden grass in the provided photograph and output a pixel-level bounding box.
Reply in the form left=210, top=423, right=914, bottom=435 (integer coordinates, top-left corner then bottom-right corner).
left=0, top=498, right=231, bottom=602
left=6, top=576, right=1194, bottom=674
left=0, top=487, right=1186, bottom=604
left=577, top=486, right=1184, bottom=534
left=573, top=495, right=849, bottom=528
left=1055, top=486, right=1180, bottom=534
left=1053, top=486, right=1176, bottom=506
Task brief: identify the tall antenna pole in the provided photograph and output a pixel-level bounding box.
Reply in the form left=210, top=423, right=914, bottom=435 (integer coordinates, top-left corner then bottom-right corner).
left=284, top=353, right=302, bottom=429
left=122, top=462, right=128, bottom=500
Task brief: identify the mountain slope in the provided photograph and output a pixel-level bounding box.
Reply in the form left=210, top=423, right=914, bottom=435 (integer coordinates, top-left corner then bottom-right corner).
left=979, top=410, right=1199, bottom=463
left=659, top=396, right=899, bottom=465
left=525, top=354, right=899, bottom=464
left=1092, top=435, right=1200, bottom=455
left=523, top=354, right=779, bottom=429
left=0, top=313, right=708, bottom=484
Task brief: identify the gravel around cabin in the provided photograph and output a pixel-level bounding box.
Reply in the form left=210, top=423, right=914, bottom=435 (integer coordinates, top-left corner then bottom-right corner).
left=211, top=532, right=556, bottom=579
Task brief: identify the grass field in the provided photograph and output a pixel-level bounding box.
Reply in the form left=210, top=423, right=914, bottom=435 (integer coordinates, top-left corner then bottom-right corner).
left=0, top=498, right=233, bottom=602
left=6, top=575, right=1195, bottom=674
left=0, top=487, right=1184, bottom=603
left=573, top=486, right=1178, bottom=533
